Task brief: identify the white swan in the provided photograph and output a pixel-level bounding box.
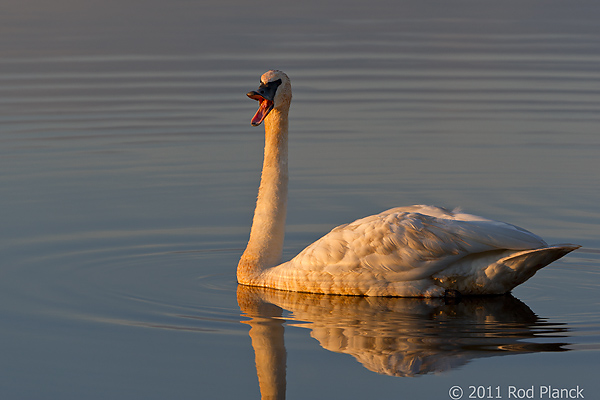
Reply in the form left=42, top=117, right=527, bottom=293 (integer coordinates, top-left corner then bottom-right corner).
left=238, top=70, right=579, bottom=297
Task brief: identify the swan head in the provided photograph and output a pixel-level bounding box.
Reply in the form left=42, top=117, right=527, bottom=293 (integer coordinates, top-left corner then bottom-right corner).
left=247, top=70, right=292, bottom=126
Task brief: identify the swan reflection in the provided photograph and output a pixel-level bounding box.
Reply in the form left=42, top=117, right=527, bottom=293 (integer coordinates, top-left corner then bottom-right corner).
left=238, top=285, right=569, bottom=398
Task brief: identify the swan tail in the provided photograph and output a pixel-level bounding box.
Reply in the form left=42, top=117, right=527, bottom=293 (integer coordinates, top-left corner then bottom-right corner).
left=500, top=244, right=580, bottom=274
left=486, top=244, right=581, bottom=294
left=436, top=244, right=580, bottom=295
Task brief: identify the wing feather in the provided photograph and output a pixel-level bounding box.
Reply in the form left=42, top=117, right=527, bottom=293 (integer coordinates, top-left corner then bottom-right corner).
left=285, top=206, right=547, bottom=279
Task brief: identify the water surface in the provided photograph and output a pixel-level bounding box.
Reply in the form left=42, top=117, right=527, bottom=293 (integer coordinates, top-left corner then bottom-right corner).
left=1, top=1, right=599, bottom=399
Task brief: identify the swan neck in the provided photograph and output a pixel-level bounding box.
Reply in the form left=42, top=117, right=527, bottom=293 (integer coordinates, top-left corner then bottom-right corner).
left=239, top=108, right=289, bottom=283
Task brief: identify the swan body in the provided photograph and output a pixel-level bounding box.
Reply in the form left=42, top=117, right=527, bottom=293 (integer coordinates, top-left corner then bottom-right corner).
left=238, top=70, right=579, bottom=297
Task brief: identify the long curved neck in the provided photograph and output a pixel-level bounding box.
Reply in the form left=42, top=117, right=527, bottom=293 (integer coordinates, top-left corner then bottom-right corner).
left=238, top=107, right=289, bottom=283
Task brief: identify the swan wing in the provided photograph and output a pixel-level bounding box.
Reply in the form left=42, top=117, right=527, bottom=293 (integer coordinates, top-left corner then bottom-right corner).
left=284, top=206, right=547, bottom=280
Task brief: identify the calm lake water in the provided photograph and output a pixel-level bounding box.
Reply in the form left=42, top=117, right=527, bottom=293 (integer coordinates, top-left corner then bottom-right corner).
left=1, top=1, right=599, bottom=399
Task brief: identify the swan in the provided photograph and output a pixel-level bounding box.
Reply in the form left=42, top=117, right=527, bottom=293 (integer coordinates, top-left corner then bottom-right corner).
left=237, top=69, right=579, bottom=297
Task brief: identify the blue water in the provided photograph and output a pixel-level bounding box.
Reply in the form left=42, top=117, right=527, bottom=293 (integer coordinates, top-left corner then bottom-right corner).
left=1, top=1, right=599, bottom=399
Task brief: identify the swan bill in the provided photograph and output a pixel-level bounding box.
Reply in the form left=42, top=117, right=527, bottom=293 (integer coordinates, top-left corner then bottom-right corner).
left=248, top=95, right=274, bottom=126
left=247, top=78, right=282, bottom=126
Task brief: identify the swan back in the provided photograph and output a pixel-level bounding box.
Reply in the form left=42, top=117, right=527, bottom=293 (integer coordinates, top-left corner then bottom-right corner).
left=256, top=206, right=578, bottom=296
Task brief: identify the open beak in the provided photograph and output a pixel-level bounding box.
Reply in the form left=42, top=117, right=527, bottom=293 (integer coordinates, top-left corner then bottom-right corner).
left=247, top=79, right=282, bottom=126
left=247, top=91, right=274, bottom=127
